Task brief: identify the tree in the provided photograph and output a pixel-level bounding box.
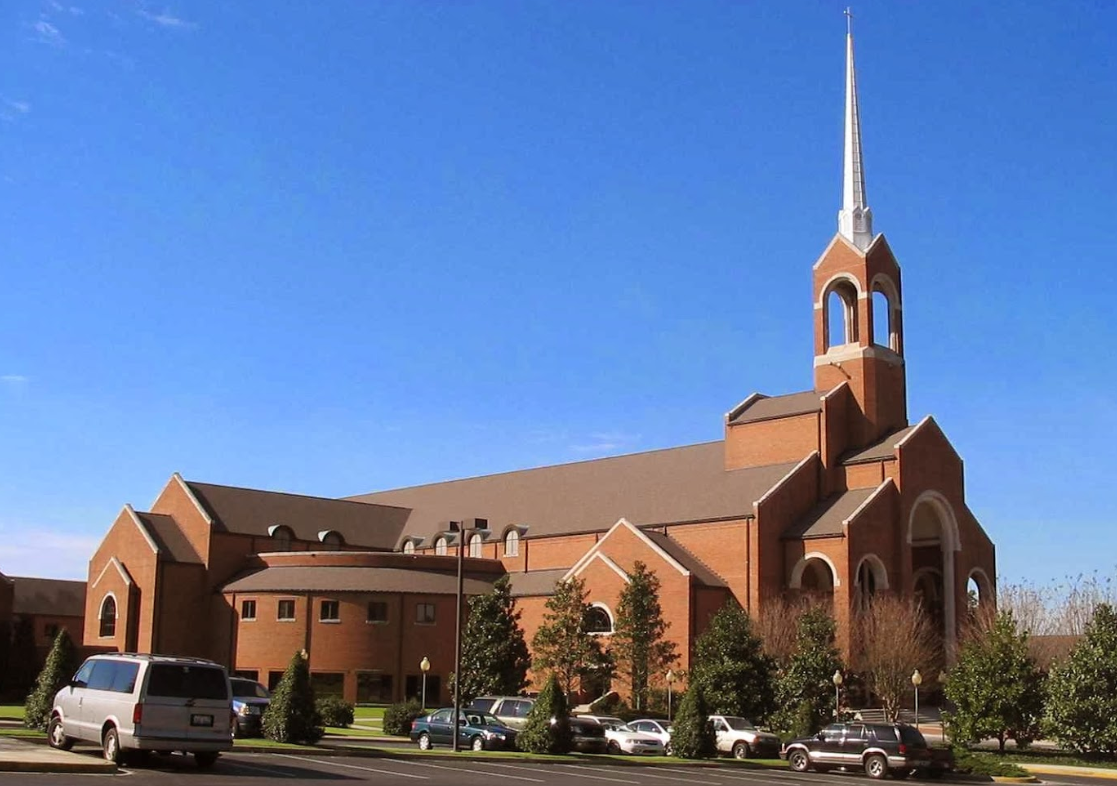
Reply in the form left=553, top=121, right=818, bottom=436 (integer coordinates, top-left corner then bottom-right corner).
left=771, top=606, right=843, bottom=738
left=24, top=628, right=78, bottom=731
left=755, top=596, right=806, bottom=669
left=261, top=651, right=323, bottom=744
left=532, top=577, right=612, bottom=697
left=517, top=674, right=571, bottom=754
left=1046, top=603, right=1117, bottom=756
left=670, top=681, right=717, bottom=759
left=944, top=610, right=1044, bottom=754
left=610, top=561, right=678, bottom=711
left=853, top=594, right=939, bottom=722
left=453, top=576, right=531, bottom=703
left=690, top=602, right=776, bottom=721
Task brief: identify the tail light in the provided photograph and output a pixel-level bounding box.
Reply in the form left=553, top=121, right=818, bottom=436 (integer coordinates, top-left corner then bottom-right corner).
left=898, top=744, right=907, bottom=755
left=132, top=704, right=143, bottom=724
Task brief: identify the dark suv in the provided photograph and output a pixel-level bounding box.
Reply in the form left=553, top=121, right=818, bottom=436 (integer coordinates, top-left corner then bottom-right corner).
left=782, top=722, right=933, bottom=779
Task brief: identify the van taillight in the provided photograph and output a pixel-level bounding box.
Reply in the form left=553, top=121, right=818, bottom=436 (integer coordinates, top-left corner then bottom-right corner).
left=132, top=704, right=143, bottom=724
left=898, top=744, right=907, bottom=755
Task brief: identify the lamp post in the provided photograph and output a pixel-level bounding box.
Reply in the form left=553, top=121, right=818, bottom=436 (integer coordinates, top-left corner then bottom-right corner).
left=666, top=670, right=675, bottom=722
left=911, top=669, right=923, bottom=729
left=938, top=670, right=949, bottom=745
left=420, top=656, right=431, bottom=711
left=445, top=519, right=489, bottom=752
left=832, top=670, right=843, bottom=719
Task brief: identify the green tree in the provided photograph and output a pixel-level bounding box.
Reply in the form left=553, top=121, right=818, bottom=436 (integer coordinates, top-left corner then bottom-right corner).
left=690, top=602, right=776, bottom=722
left=1046, top=603, right=1117, bottom=756
left=454, top=576, right=531, bottom=703
left=771, top=606, right=843, bottom=738
left=261, top=651, right=323, bottom=744
left=610, top=561, right=678, bottom=711
left=24, top=628, right=78, bottom=731
left=944, top=610, right=1044, bottom=754
left=670, top=681, right=717, bottom=759
left=532, top=577, right=612, bottom=697
left=517, top=674, right=571, bottom=754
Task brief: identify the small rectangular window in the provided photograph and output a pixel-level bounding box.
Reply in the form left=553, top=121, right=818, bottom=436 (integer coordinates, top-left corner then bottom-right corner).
left=415, top=603, right=436, bottom=624
left=320, top=600, right=340, bottom=622
left=241, top=600, right=257, bottom=621
left=277, top=599, right=296, bottom=621
left=45, top=624, right=60, bottom=639
left=367, top=601, right=388, bottom=624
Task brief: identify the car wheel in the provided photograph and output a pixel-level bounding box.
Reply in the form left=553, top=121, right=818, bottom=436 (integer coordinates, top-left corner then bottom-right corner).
left=471, top=736, right=485, bottom=752
left=866, top=753, right=889, bottom=779
left=102, top=727, right=123, bottom=765
left=47, top=717, right=74, bottom=751
left=788, top=749, right=810, bottom=773
left=891, top=768, right=911, bottom=780
left=732, top=741, right=750, bottom=759
left=607, top=740, right=622, bottom=754
left=664, top=742, right=673, bottom=756
left=195, top=752, right=219, bottom=769
left=418, top=732, right=432, bottom=751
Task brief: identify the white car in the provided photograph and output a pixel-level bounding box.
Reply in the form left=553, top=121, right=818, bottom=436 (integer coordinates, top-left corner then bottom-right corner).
left=629, top=719, right=674, bottom=754
left=578, top=715, right=664, bottom=755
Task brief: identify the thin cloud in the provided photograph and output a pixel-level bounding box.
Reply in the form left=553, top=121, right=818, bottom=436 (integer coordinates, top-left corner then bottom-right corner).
left=32, top=19, right=66, bottom=46
left=48, top=1, right=83, bottom=14
left=0, top=530, right=100, bottom=581
left=1, top=374, right=29, bottom=384
left=570, top=431, right=641, bottom=454
left=1, top=101, right=31, bottom=123
left=138, top=8, right=197, bottom=30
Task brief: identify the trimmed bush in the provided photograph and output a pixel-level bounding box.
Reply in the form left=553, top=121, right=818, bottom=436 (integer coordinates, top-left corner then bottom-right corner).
left=517, top=675, right=571, bottom=754
left=383, top=699, right=424, bottom=736
left=671, top=682, right=717, bottom=759
left=24, top=629, right=78, bottom=731
left=261, top=651, right=323, bottom=744
left=316, top=696, right=355, bottom=728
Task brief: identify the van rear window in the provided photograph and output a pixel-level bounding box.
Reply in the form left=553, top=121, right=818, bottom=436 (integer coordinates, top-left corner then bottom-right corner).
left=899, top=726, right=928, bottom=747
left=146, top=665, right=228, bottom=700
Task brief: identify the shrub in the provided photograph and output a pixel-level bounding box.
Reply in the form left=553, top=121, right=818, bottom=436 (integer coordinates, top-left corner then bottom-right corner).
left=1046, top=603, right=1117, bottom=756
left=383, top=699, right=425, bottom=736
left=517, top=675, right=571, bottom=754
left=23, top=629, right=78, bottom=731
left=670, top=682, right=717, bottom=759
left=952, top=748, right=1029, bottom=777
left=316, top=696, right=355, bottom=728
left=261, top=651, right=323, bottom=744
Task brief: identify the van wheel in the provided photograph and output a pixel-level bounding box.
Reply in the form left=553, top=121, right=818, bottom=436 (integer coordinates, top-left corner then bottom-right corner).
left=866, top=754, right=889, bottom=779
left=788, top=749, right=810, bottom=772
left=48, top=717, right=74, bottom=751
left=418, top=732, right=432, bottom=750
left=732, top=741, right=750, bottom=759
left=102, top=727, right=123, bottom=765
left=194, top=752, right=219, bottom=769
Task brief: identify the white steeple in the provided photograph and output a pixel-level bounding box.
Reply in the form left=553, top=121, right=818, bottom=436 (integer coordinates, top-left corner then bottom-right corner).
left=838, top=8, right=873, bottom=250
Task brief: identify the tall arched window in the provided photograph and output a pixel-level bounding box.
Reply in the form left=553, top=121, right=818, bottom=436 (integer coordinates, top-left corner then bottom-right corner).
left=585, top=605, right=613, bottom=634
left=434, top=537, right=448, bottom=556
left=402, top=540, right=415, bottom=555
left=99, top=595, right=117, bottom=638
left=468, top=533, right=483, bottom=558
left=825, top=280, right=859, bottom=349
left=504, top=529, right=520, bottom=557
left=872, top=289, right=892, bottom=348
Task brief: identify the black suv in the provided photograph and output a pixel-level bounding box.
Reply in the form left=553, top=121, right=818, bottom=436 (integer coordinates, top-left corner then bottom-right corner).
left=782, top=722, right=933, bottom=779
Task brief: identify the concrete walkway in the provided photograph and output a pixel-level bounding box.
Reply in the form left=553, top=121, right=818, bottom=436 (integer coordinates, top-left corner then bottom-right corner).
left=0, top=737, right=117, bottom=773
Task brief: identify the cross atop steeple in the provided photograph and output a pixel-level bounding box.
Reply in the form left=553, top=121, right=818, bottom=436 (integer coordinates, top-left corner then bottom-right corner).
left=838, top=9, right=874, bottom=250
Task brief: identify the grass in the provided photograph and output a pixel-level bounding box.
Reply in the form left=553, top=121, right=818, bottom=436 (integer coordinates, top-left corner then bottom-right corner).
left=0, top=704, right=25, bottom=721
left=324, top=726, right=385, bottom=738
left=354, top=706, right=387, bottom=721
left=234, top=738, right=329, bottom=750
left=0, top=727, right=39, bottom=739
left=992, top=748, right=1117, bottom=771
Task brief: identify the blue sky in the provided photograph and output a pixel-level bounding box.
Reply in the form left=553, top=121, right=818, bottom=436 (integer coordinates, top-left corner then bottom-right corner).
left=1, top=1, right=1114, bottom=585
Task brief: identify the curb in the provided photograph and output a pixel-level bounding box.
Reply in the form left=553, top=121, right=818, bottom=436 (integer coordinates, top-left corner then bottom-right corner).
left=991, top=778, right=1039, bottom=784
left=1025, top=765, right=1117, bottom=781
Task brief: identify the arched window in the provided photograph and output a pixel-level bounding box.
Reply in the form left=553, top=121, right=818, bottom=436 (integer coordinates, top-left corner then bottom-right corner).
left=825, top=280, right=859, bottom=350
left=468, top=533, right=483, bottom=558
left=872, top=289, right=892, bottom=349
left=434, top=537, right=448, bottom=556
left=504, top=529, right=520, bottom=557
left=585, top=605, right=613, bottom=634
left=320, top=531, right=343, bottom=550
left=402, top=540, right=415, bottom=555
left=271, top=525, right=293, bottom=552
left=99, top=595, right=117, bottom=638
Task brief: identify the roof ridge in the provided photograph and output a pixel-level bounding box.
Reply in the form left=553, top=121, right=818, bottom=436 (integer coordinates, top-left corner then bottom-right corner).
left=186, top=480, right=411, bottom=511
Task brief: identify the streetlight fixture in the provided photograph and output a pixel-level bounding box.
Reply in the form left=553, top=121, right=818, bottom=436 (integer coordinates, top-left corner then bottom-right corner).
left=832, top=670, right=843, bottom=718
left=666, top=669, right=675, bottom=722
left=911, top=669, right=923, bottom=729
left=420, top=656, right=431, bottom=711
left=442, top=518, right=490, bottom=752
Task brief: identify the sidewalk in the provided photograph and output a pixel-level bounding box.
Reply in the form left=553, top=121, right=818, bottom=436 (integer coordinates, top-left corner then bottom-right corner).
left=0, top=737, right=117, bottom=773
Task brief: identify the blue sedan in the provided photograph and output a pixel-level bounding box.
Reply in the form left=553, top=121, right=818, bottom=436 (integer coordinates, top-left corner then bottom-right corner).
left=410, top=708, right=518, bottom=751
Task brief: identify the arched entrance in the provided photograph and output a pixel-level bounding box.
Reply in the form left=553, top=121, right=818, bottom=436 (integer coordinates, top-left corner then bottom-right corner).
left=908, top=493, right=960, bottom=654
left=790, top=552, right=840, bottom=608
left=854, top=554, right=889, bottom=611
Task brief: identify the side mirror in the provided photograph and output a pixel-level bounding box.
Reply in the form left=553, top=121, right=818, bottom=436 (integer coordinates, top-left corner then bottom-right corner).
left=817, top=732, right=825, bottom=740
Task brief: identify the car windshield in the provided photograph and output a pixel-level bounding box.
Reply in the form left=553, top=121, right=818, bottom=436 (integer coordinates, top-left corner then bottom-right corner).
left=231, top=679, right=270, bottom=699
left=723, top=717, right=757, bottom=731
left=599, top=721, right=629, bottom=731
left=464, top=712, right=502, bottom=727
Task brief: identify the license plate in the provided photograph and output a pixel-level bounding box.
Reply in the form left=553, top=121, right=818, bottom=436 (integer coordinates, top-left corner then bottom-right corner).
left=191, top=714, right=214, bottom=727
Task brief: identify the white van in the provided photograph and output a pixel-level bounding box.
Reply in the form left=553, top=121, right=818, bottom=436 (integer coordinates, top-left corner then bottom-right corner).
left=48, top=653, right=234, bottom=768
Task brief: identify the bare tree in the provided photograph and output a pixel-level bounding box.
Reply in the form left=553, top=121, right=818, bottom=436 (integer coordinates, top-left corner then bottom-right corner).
left=853, top=594, right=939, bottom=721
left=756, top=596, right=805, bottom=668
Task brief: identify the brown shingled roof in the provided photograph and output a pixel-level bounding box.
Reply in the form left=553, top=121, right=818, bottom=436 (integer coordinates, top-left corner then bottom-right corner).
left=349, top=443, right=795, bottom=549
left=728, top=390, right=822, bottom=425
left=10, top=577, right=86, bottom=617
left=135, top=512, right=203, bottom=564
left=222, top=566, right=497, bottom=596
left=186, top=481, right=410, bottom=550
left=781, top=487, right=877, bottom=540
left=508, top=569, right=567, bottom=598
left=641, top=530, right=727, bottom=587
left=842, top=425, right=917, bottom=464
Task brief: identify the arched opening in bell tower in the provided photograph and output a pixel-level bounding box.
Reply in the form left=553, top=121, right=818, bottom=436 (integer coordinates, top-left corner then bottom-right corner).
left=825, top=279, right=860, bottom=349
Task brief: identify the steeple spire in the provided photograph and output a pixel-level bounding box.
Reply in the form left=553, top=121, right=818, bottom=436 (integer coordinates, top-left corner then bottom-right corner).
left=838, top=8, right=873, bottom=250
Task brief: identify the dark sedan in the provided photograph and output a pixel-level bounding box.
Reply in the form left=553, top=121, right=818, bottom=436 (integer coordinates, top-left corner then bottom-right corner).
left=410, top=708, right=518, bottom=751
left=569, top=717, right=608, bottom=754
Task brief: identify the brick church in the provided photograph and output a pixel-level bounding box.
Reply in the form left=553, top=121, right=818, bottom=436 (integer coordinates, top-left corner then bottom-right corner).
left=83, top=24, right=996, bottom=706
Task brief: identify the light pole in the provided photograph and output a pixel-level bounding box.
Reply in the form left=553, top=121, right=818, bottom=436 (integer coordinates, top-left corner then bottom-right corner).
left=832, top=670, right=843, bottom=719
left=420, top=656, right=430, bottom=711
left=666, top=670, right=675, bottom=722
left=938, top=670, right=949, bottom=745
left=911, top=669, right=923, bottom=729
left=444, top=519, right=489, bottom=752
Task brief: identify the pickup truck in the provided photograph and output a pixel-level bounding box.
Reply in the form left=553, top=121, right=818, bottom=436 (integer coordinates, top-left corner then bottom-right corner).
left=709, top=715, right=783, bottom=759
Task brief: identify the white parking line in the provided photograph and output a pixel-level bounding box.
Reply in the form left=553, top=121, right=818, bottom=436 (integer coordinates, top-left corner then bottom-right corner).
left=629, top=767, right=725, bottom=784
left=707, top=768, right=820, bottom=783
left=277, top=753, right=430, bottom=779
left=222, top=759, right=299, bottom=778
left=390, top=757, right=545, bottom=782
left=557, top=763, right=643, bottom=783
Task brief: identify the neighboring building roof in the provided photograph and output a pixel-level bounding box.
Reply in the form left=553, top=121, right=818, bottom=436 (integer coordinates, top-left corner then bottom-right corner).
left=641, top=530, right=728, bottom=587
left=350, top=443, right=796, bottom=549
left=222, top=566, right=497, bottom=596
left=135, top=512, right=204, bottom=565
left=842, top=425, right=916, bottom=464
left=781, top=487, right=877, bottom=539
left=508, top=569, right=567, bottom=598
left=728, top=390, right=823, bottom=425
left=10, top=576, right=86, bottom=617
left=186, top=481, right=411, bottom=550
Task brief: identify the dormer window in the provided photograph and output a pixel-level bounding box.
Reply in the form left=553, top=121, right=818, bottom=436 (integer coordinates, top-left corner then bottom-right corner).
left=468, top=533, right=483, bottom=558
left=319, top=530, right=344, bottom=550
left=269, top=525, right=293, bottom=552
left=402, top=540, right=415, bottom=555
left=434, top=536, right=448, bottom=556
left=504, top=529, right=520, bottom=557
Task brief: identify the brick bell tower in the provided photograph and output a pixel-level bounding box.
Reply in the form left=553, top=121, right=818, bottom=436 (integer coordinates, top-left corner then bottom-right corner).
left=813, top=11, right=908, bottom=449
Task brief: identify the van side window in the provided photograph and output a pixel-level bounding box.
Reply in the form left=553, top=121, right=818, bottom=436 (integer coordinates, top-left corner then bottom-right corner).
left=86, top=661, right=119, bottom=691
left=111, top=662, right=140, bottom=693
left=72, top=660, right=95, bottom=688
left=146, top=664, right=228, bottom=700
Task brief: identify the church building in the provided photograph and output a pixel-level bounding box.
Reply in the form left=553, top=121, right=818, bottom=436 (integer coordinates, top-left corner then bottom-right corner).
left=83, top=24, right=996, bottom=706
